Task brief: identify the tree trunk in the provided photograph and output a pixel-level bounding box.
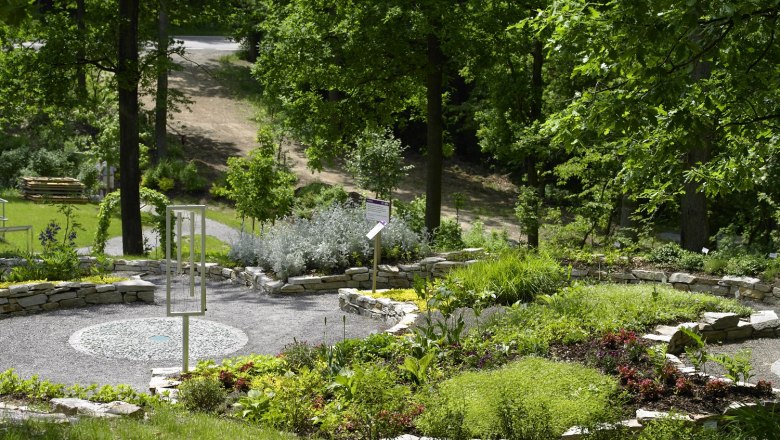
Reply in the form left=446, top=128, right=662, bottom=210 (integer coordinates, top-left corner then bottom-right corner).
left=680, top=141, right=710, bottom=251
left=245, top=31, right=261, bottom=62
left=154, top=0, right=169, bottom=164
left=75, top=0, right=86, bottom=101
left=681, top=31, right=712, bottom=252
left=619, top=194, right=638, bottom=240
left=118, top=0, right=143, bottom=255
left=424, top=32, right=444, bottom=234
left=525, top=38, right=544, bottom=248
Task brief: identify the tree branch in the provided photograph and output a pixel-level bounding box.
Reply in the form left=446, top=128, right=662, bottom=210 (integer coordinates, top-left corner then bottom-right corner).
left=747, top=14, right=777, bottom=73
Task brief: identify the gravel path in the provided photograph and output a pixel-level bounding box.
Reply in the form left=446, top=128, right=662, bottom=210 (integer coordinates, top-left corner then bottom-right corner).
left=0, top=276, right=390, bottom=392
left=703, top=301, right=780, bottom=385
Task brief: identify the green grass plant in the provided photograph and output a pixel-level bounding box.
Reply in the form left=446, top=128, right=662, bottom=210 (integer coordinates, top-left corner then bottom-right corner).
left=0, top=404, right=296, bottom=440
left=79, top=275, right=128, bottom=284
left=415, top=357, right=618, bottom=438
left=0, top=193, right=123, bottom=254
left=484, top=283, right=751, bottom=350
left=446, top=249, right=564, bottom=305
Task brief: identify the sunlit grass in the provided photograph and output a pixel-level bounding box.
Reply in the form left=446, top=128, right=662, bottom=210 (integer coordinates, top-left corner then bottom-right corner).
left=0, top=191, right=123, bottom=254
left=0, top=404, right=296, bottom=440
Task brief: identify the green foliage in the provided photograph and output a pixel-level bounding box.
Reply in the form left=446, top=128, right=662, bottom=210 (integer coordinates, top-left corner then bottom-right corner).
left=399, top=352, right=436, bottom=386
left=648, top=243, right=685, bottom=266
left=217, top=135, right=296, bottom=228
left=432, top=218, right=464, bottom=251
left=708, top=350, right=754, bottom=384
left=722, top=403, right=780, bottom=440
left=7, top=205, right=83, bottom=282
left=93, top=188, right=170, bottom=255
left=0, top=404, right=297, bottom=440
left=291, top=183, right=349, bottom=219
left=346, top=128, right=413, bottom=199
left=280, top=340, right=319, bottom=373
left=621, top=415, right=734, bottom=440
left=233, top=389, right=272, bottom=423
left=462, top=220, right=511, bottom=253
left=445, top=250, right=564, bottom=306
left=480, top=284, right=750, bottom=356
left=725, top=254, right=767, bottom=277
left=515, top=185, right=542, bottom=240
left=680, top=327, right=709, bottom=374
left=177, top=377, right=228, bottom=413
left=393, top=196, right=426, bottom=235
left=415, top=357, right=618, bottom=439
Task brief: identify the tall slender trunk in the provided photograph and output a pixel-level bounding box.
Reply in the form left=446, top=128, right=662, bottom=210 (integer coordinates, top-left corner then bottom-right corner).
left=75, top=0, right=86, bottom=100
left=118, top=0, right=143, bottom=255
left=619, top=194, right=638, bottom=240
left=154, top=0, right=169, bottom=164
left=525, top=38, right=544, bottom=248
left=246, top=31, right=261, bottom=62
left=424, top=32, right=444, bottom=234
left=681, top=24, right=712, bottom=252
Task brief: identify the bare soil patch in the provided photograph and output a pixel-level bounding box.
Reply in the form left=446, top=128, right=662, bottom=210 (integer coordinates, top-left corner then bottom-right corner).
left=162, top=45, right=520, bottom=238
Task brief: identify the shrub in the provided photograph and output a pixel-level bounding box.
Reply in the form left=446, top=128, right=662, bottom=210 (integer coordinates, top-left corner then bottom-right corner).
left=648, top=242, right=684, bottom=266
left=238, top=204, right=426, bottom=279
left=678, top=251, right=704, bottom=272
left=7, top=205, right=83, bottom=282
left=415, top=357, right=618, bottom=439
left=177, top=377, right=228, bottom=413
left=393, top=196, right=426, bottom=234
left=446, top=250, right=564, bottom=306
left=346, top=128, right=413, bottom=200
left=280, top=340, right=319, bottom=372
left=703, top=256, right=729, bottom=275
left=292, top=183, right=349, bottom=219
left=725, top=253, right=767, bottom=276
left=432, top=218, right=463, bottom=251
left=462, top=220, right=510, bottom=253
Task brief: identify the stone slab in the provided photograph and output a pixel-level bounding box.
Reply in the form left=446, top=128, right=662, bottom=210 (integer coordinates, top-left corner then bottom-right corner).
left=17, top=294, right=48, bottom=308
left=631, top=270, right=666, bottom=282
left=48, top=291, right=78, bottom=303
left=669, top=273, right=697, bottom=284
left=287, top=275, right=323, bottom=285
left=85, top=292, right=122, bottom=304
left=114, top=279, right=156, bottom=292
left=280, top=284, right=305, bottom=293
left=345, top=267, right=369, bottom=275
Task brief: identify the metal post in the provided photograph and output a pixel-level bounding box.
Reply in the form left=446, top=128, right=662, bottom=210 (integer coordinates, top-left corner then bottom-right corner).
left=176, top=212, right=183, bottom=276
left=189, top=212, right=195, bottom=296
left=182, top=315, right=189, bottom=372
left=372, top=232, right=381, bottom=293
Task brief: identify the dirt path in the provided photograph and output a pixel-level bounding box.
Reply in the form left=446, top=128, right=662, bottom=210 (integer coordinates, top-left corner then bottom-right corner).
left=163, top=37, right=521, bottom=238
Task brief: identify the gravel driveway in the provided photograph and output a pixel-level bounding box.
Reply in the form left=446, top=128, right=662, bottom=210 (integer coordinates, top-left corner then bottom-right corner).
left=0, top=276, right=390, bottom=392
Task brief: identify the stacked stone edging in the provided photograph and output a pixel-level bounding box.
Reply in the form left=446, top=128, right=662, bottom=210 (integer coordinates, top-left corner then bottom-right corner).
left=0, top=279, right=156, bottom=318
left=569, top=267, right=780, bottom=304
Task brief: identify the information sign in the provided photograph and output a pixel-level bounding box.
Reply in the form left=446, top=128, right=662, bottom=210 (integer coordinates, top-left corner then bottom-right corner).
left=365, top=198, right=390, bottom=224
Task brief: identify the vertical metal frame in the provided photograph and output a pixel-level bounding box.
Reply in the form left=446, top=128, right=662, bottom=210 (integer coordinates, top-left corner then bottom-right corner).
left=165, top=205, right=207, bottom=317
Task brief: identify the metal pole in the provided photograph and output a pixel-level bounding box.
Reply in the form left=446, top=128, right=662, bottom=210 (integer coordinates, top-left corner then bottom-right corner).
left=372, top=232, right=381, bottom=293
left=183, top=315, right=189, bottom=372
left=189, top=211, right=195, bottom=297
left=176, top=212, right=183, bottom=276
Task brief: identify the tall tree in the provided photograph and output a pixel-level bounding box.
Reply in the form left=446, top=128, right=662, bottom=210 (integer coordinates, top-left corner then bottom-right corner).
left=118, top=0, right=143, bottom=254
left=535, top=0, right=780, bottom=251
left=254, top=0, right=470, bottom=233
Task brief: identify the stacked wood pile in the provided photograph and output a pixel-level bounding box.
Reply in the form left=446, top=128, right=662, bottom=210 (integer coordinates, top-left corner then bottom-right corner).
left=20, top=177, right=88, bottom=203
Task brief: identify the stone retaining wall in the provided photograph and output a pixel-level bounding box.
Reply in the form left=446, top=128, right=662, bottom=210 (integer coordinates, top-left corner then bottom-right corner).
left=0, top=279, right=156, bottom=318
left=569, top=267, right=780, bottom=304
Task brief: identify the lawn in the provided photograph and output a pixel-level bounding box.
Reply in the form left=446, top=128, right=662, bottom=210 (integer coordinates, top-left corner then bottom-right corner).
left=0, top=192, right=123, bottom=254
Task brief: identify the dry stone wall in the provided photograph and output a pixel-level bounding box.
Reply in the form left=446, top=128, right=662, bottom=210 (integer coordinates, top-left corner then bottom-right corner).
left=569, top=267, right=780, bottom=304
left=0, top=279, right=156, bottom=318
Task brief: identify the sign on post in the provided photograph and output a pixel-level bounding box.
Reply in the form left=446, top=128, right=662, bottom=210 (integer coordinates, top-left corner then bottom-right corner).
left=365, top=198, right=390, bottom=293
left=365, top=198, right=390, bottom=224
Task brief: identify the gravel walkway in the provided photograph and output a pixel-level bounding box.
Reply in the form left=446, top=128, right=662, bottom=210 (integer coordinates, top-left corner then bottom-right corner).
left=703, top=300, right=780, bottom=385
left=0, top=276, right=390, bottom=392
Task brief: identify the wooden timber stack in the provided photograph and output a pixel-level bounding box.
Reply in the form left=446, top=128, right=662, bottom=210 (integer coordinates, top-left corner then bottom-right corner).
left=20, top=177, right=88, bottom=203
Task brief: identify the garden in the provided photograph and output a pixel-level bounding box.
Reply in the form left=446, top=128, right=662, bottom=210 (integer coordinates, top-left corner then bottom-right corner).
left=2, top=0, right=780, bottom=437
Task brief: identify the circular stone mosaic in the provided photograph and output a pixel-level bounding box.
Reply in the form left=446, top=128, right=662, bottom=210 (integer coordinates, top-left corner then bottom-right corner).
left=69, top=318, right=248, bottom=361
